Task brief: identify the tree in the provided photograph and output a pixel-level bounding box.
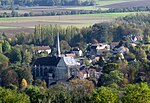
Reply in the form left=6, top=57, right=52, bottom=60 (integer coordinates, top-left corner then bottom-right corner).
left=8, top=47, right=22, bottom=63
left=2, top=40, right=11, bottom=53
left=0, top=53, right=9, bottom=69
left=60, top=40, right=71, bottom=53
left=16, top=66, right=33, bottom=85
left=22, top=49, right=32, bottom=65
left=91, top=86, right=118, bottom=103
left=0, top=87, right=30, bottom=103
left=25, top=86, right=47, bottom=103
left=0, top=43, right=2, bottom=53
left=1, top=69, right=18, bottom=87
left=21, top=78, right=28, bottom=88
left=102, top=63, right=119, bottom=74
left=99, top=70, right=123, bottom=86
left=122, top=83, right=150, bottom=103
left=47, top=83, right=71, bottom=103
left=70, top=79, right=94, bottom=102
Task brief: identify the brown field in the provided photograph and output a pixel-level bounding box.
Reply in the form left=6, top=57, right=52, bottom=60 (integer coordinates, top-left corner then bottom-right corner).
left=101, top=0, right=150, bottom=8
left=0, top=14, right=115, bottom=34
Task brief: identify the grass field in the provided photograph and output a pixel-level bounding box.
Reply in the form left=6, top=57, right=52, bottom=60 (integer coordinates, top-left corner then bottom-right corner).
left=0, top=17, right=32, bottom=21
left=97, top=0, right=127, bottom=6
left=0, top=26, right=16, bottom=29
left=0, top=12, right=148, bottom=34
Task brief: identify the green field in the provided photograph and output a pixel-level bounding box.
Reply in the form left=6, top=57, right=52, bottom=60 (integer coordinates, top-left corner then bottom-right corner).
left=0, top=17, right=32, bottom=21
left=0, top=26, right=16, bottom=29
left=79, top=12, right=149, bottom=17
left=96, top=0, right=137, bottom=6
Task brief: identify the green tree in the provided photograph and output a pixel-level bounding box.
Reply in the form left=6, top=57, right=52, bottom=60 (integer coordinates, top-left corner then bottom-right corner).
left=0, top=43, right=2, bottom=53
left=47, top=83, right=71, bottom=103
left=122, top=83, right=150, bottom=103
left=8, top=47, right=22, bottom=63
left=16, top=66, right=33, bottom=85
left=91, top=87, right=118, bottom=103
left=0, top=53, right=9, bottom=69
left=99, top=70, right=123, bottom=86
left=2, top=40, right=11, bottom=53
left=0, top=87, right=30, bottom=103
left=25, top=86, right=47, bottom=103
left=22, top=49, right=32, bottom=65
left=60, top=40, right=71, bottom=53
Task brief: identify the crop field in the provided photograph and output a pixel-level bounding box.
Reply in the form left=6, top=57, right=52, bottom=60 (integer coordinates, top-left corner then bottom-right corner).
left=0, top=12, right=148, bottom=34
left=100, top=0, right=150, bottom=8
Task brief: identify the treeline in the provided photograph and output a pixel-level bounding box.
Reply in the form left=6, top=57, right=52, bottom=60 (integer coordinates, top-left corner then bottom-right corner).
left=0, top=0, right=96, bottom=7
left=0, top=9, right=101, bottom=18
left=0, top=81, right=150, bottom=103
left=1, top=6, right=150, bottom=18
left=107, top=6, right=150, bottom=13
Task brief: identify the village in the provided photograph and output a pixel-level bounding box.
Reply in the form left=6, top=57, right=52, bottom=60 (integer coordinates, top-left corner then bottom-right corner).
left=32, top=33, right=146, bottom=86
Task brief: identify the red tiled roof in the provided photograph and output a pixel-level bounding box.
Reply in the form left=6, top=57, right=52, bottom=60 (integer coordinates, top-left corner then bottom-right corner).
left=33, top=46, right=50, bottom=51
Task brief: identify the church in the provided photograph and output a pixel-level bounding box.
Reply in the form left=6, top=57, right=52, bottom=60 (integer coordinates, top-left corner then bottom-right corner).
left=32, top=33, right=79, bottom=86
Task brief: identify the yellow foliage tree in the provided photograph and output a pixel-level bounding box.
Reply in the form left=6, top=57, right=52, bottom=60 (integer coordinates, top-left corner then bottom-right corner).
left=21, top=78, right=28, bottom=88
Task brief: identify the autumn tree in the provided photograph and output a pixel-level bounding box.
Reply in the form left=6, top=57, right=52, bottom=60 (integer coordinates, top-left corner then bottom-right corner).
left=1, top=69, right=18, bottom=87
left=21, top=78, right=28, bottom=88
left=70, top=79, right=95, bottom=102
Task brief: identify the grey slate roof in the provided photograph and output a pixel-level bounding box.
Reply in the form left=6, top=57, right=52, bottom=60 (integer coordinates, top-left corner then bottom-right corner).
left=34, top=56, right=61, bottom=66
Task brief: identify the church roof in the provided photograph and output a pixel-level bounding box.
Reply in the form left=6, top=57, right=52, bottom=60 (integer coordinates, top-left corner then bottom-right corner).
left=63, top=56, right=78, bottom=66
left=33, top=56, right=61, bottom=66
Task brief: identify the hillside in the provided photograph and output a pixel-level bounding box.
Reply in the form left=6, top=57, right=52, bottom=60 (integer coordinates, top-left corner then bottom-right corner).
left=100, top=0, right=150, bottom=8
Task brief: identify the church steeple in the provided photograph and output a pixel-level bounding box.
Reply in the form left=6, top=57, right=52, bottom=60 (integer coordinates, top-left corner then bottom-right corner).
left=56, top=32, right=61, bottom=57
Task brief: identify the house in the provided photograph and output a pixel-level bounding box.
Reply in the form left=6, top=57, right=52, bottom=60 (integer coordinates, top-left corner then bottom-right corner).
left=79, top=70, right=89, bottom=79
left=110, top=42, right=119, bottom=49
left=113, top=46, right=129, bottom=54
left=33, top=46, right=51, bottom=54
left=87, top=43, right=110, bottom=56
left=64, top=52, right=76, bottom=57
left=32, top=56, right=79, bottom=86
left=71, top=48, right=83, bottom=57
left=130, top=35, right=143, bottom=42
left=79, top=68, right=100, bottom=79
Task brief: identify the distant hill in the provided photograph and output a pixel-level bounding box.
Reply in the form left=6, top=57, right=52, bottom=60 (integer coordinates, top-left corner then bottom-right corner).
left=100, top=0, right=150, bottom=8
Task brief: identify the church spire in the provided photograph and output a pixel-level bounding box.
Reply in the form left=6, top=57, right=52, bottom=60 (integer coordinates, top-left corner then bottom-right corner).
left=56, top=32, right=61, bottom=57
